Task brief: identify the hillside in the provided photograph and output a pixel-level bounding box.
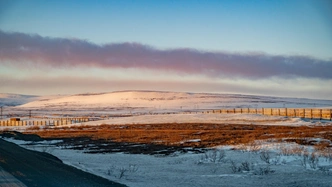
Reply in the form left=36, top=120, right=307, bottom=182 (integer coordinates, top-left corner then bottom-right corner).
left=15, top=90, right=332, bottom=111
left=0, top=94, right=67, bottom=107
left=0, top=94, right=38, bottom=107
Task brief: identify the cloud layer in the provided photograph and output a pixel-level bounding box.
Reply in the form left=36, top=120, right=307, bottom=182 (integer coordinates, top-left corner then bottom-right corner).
left=1, top=30, right=331, bottom=79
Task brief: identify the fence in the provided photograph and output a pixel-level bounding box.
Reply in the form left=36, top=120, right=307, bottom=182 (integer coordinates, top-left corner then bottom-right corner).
left=1, top=108, right=331, bottom=127
left=196, top=108, right=332, bottom=120
left=0, top=117, right=90, bottom=127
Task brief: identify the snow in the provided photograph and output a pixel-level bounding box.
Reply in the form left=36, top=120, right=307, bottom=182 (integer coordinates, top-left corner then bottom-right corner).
left=80, top=113, right=330, bottom=127
left=11, top=91, right=332, bottom=110
left=1, top=113, right=331, bottom=132
left=3, top=138, right=332, bottom=187
left=1, top=90, right=331, bottom=128
left=0, top=93, right=66, bottom=107
left=0, top=93, right=38, bottom=107
left=1, top=90, right=332, bottom=186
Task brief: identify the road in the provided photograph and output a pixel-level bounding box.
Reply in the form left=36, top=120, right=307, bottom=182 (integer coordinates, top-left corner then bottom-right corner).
left=0, top=138, right=126, bottom=187
left=0, top=166, right=26, bottom=187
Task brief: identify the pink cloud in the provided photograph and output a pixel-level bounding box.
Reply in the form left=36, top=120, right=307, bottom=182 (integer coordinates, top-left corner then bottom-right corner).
left=1, top=30, right=331, bottom=79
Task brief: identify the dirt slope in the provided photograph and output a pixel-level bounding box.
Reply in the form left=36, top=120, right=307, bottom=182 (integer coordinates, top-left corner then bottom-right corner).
left=0, top=139, right=126, bottom=187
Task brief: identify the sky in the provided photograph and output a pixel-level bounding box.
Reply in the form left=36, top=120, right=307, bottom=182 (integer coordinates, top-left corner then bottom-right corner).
left=0, top=0, right=332, bottom=99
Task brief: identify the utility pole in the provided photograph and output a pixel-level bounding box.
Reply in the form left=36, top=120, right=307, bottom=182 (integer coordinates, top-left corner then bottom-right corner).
left=29, top=110, right=31, bottom=119
left=0, top=106, right=3, bottom=119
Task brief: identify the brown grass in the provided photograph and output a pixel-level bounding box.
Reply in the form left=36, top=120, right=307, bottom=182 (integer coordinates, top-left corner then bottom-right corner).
left=24, top=123, right=332, bottom=148
left=26, top=126, right=40, bottom=131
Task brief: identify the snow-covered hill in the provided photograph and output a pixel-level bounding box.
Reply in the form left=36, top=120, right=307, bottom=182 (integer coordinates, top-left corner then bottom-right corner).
left=16, top=90, right=332, bottom=111
left=0, top=93, right=70, bottom=107
left=0, top=93, right=39, bottom=107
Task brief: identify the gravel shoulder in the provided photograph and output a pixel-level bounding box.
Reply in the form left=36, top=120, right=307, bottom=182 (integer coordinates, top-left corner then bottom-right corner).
left=0, top=138, right=126, bottom=187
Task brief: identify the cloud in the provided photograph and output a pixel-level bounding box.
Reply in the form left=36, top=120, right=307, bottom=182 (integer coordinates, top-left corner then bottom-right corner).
left=1, top=30, right=331, bottom=79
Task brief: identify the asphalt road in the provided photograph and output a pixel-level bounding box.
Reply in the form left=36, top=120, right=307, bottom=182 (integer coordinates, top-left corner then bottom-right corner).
left=0, top=166, right=26, bottom=187
left=0, top=138, right=126, bottom=187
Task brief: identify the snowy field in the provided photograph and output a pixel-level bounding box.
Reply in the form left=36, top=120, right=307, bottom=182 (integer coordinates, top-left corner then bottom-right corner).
left=2, top=113, right=332, bottom=132
left=1, top=91, right=332, bottom=186
left=2, top=91, right=332, bottom=116
left=1, top=112, right=332, bottom=187
left=3, top=137, right=332, bottom=187
left=78, top=113, right=332, bottom=127
left=1, top=90, right=332, bottom=129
